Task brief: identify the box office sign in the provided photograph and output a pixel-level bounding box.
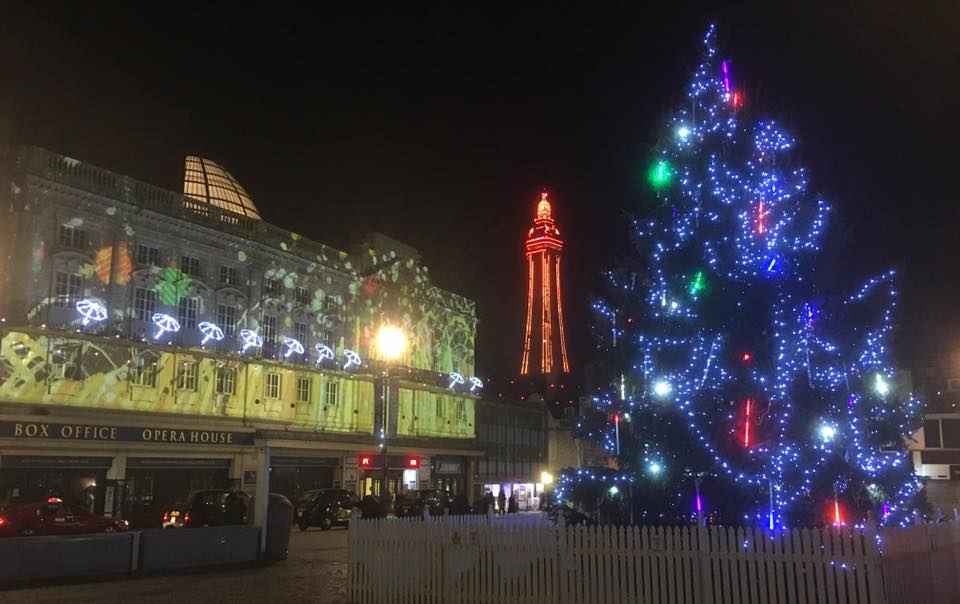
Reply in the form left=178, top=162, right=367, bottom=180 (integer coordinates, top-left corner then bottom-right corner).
left=0, top=420, right=254, bottom=446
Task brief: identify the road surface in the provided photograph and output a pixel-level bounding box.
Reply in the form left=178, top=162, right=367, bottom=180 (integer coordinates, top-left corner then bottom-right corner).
left=0, top=527, right=348, bottom=603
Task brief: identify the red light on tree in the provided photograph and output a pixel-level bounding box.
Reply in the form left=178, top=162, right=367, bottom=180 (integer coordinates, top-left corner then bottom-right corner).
left=359, top=455, right=372, bottom=467
left=742, top=352, right=752, bottom=363
left=744, top=399, right=753, bottom=447
left=406, top=456, right=420, bottom=468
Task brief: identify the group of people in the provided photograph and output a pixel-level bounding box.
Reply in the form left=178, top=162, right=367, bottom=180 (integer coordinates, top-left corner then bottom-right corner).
left=481, top=488, right=518, bottom=515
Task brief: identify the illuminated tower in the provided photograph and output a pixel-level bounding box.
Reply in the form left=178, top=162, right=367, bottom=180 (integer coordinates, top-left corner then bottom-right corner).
left=521, top=191, right=570, bottom=375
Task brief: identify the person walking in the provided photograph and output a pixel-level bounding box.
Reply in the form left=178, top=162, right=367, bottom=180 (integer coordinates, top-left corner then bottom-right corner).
left=497, top=488, right=506, bottom=515
left=508, top=494, right=518, bottom=514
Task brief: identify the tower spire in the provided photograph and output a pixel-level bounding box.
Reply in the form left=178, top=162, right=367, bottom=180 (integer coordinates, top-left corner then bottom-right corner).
left=521, top=189, right=570, bottom=375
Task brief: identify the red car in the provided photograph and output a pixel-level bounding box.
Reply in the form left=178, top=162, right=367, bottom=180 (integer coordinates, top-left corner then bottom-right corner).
left=0, top=498, right=129, bottom=537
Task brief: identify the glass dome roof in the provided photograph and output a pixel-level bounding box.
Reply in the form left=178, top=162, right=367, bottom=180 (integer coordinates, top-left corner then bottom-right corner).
left=183, top=155, right=262, bottom=220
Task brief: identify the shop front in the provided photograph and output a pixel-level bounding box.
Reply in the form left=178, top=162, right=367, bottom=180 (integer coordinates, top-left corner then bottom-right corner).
left=0, top=455, right=110, bottom=514
left=431, top=457, right=467, bottom=498
left=357, top=454, right=426, bottom=501
left=0, top=418, right=254, bottom=528
left=268, top=455, right=339, bottom=505
left=481, top=481, right=546, bottom=511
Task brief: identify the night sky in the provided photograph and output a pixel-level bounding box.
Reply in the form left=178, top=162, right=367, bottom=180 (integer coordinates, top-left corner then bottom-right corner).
left=1, top=2, right=957, bottom=378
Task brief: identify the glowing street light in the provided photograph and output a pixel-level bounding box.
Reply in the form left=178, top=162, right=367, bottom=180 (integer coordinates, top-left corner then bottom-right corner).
left=540, top=471, right=554, bottom=485
left=376, top=325, right=407, bottom=360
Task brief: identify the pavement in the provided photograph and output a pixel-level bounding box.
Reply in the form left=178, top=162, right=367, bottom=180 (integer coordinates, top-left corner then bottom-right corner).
left=0, top=527, right=349, bottom=604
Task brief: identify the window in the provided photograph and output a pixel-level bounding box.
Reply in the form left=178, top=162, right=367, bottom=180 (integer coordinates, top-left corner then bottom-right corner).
left=217, top=304, right=237, bottom=336
left=296, top=376, right=311, bottom=403
left=262, top=315, right=277, bottom=344
left=295, top=287, right=310, bottom=305
left=58, top=225, right=86, bottom=249
left=177, top=361, right=199, bottom=391
left=323, top=294, right=339, bottom=313
left=948, top=379, right=960, bottom=392
left=320, top=329, right=334, bottom=348
left=942, top=419, right=960, bottom=449
left=178, top=297, right=199, bottom=329
left=219, top=266, right=239, bottom=286
left=263, top=278, right=281, bottom=297
left=137, top=244, right=160, bottom=266
left=216, top=366, right=237, bottom=395
left=436, top=396, right=445, bottom=419
left=180, top=255, right=201, bottom=277
left=52, top=344, right=82, bottom=380
left=325, top=380, right=339, bottom=406
left=265, top=372, right=281, bottom=398
left=134, top=287, right=157, bottom=320
left=54, top=272, right=82, bottom=307
left=925, top=419, right=943, bottom=448
left=294, top=322, right=307, bottom=346
left=456, top=400, right=466, bottom=421
left=131, top=353, right=157, bottom=387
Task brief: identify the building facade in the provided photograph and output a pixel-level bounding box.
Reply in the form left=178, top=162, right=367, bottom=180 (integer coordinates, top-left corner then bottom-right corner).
left=0, top=144, right=481, bottom=527
left=474, top=398, right=548, bottom=510
left=910, top=357, right=960, bottom=512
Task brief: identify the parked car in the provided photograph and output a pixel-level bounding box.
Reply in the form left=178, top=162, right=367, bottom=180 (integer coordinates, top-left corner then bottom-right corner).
left=0, top=498, right=129, bottom=537
left=295, top=489, right=358, bottom=530
left=395, top=490, right=452, bottom=518
left=162, top=490, right=249, bottom=528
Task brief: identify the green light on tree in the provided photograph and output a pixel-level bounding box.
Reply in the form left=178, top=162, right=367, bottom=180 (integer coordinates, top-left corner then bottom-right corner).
left=648, top=159, right=672, bottom=189
left=689, top=271, right=706, bottom=296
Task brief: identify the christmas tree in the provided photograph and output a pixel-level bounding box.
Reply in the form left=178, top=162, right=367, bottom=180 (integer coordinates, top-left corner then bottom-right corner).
left=558, top=24, right=923, bottom=528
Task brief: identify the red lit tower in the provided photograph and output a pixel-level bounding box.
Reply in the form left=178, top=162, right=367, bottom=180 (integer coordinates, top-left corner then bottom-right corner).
left=521, top=191, right=570, bottom=375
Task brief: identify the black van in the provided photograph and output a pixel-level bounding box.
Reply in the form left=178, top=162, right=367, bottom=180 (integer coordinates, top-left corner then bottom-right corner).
left=295, top=489, right=358, bottom=530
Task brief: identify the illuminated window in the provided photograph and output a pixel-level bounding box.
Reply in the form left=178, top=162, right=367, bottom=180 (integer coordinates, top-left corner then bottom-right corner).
left=177, top=361, right=199, bottom=391
left=54, top=272, right=82, bottom=307
left=219, top=266, right=239, bottom=286
left=436, top=396, right=445, bottom=419
left=134, top=287, right=157, bottom=320
left=183, top=156, right=262, bottom=220
left=325, top=380, right=339, bottom=406
left=136, top=244, right=160, bottom=266
left=265, top=372, right=281, bottom=398
left=296, top=376, right=311, bottom=403
left=180, top=255, right=201, bottom=277
left=456, top=400, right=465, bottom=421
left=295, top=286, right=310, bottom=305
left=263, top=278, right=281, bottom=297
left=178, top=297, right=199, bottom=329
left=262, top=315, right=277, bottom=344
left=58, top=225, right=86, bottom=249
left=216, top=366, right=237, bottom=395
left=217, top=304, right=236, bottom=336
left=131, top=352, right=158, bottom=387
left=294, top=322, right=307, bottom=347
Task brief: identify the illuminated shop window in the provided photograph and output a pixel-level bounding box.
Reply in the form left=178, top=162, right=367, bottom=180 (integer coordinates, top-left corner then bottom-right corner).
left=216, top=366, right=237, bottom=395
left=295, top=286, right=311, bottom=305
left=177, top=361, right=199, bottom=391
left=52, top=344, right=83, bottom=380
left=131, top=352, right=158, bottom=388
left=263, top=278, right=281, bottom=297
left=183, top=156, right=262, bottom=220
left=296, top=376, right=311, bottom=403
left=325, top=380, right=339, bottom=406
left=136, top=244, right=161, bottom=266
left=54, top=272, right=82, bottom=307
left=265, top=372, right=281, bottom=398
left=134, top=288, right=157, bottom=320
left=58, top=224, right=86, bottom=249
left=180, top=255, right=201, bottom=277
left=178, top=297, right=199, bottom=329
left=262, top=315, right=277, bottom=344
left=219, top=266, right=239, bottom=285
left=217, top=304, right=236, bottom=336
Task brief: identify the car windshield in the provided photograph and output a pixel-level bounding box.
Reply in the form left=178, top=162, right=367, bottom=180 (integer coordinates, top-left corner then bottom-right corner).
left=299, top=490, right=321, bottom=503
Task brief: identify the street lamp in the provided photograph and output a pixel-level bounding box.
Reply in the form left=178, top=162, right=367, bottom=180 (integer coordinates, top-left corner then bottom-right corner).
left=375, top=324, right=407, bottom=505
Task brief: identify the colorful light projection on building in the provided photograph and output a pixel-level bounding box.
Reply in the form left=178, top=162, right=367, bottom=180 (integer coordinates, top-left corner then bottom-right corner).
left=520, top=191, right=571, bottom=375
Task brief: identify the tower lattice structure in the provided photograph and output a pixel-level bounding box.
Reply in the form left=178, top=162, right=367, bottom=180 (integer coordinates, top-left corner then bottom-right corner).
left=521, top=191, right=570, bottom=375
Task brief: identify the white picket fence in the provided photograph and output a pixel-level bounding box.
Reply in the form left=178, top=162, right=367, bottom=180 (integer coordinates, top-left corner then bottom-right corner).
left=347, top=515, right=960, bottom=604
